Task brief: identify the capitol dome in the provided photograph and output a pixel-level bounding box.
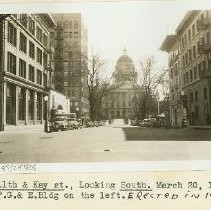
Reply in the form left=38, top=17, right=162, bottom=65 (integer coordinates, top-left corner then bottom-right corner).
left=117, top=54, right=133, bottom=65
left=114, top=49, right=137, bottom=83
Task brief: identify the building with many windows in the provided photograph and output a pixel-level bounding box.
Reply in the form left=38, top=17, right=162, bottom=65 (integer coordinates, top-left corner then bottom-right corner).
left=0, top=14, right=56, bottom=131
left=161, top=10, right=211, bottom=126
left=103, top=49, right=138, bottom=119
left=51, top=13, right=89, bottom=117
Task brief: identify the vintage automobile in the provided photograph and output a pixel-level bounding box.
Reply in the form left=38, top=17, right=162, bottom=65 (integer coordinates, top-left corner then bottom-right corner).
left=66, top=113, right=80, bottom=129
left=85, top=121, right=94, bottom=128
left=49, top=114, right=69, bottom=132
left=93, top=121, right=99, bottom=127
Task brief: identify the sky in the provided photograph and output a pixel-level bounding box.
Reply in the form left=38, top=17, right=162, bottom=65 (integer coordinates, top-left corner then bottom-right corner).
left=1, top=1, right=211, bottom=73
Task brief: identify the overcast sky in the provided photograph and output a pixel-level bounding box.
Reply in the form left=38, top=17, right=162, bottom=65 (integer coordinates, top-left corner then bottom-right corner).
left=1, top=1, right=211, bottom=73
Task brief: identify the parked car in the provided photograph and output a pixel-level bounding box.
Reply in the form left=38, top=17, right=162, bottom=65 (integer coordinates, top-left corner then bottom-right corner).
left=93, top=121, right=99, bottom=127
left=85, top=121, right=94, bottom=128
left=66, top=113, right=80, bottom=130
left=143, top=119, right=150, bottom=127
left=131, top=119, right=140, bottom=126
left=49, top=114, right=69, bottom=132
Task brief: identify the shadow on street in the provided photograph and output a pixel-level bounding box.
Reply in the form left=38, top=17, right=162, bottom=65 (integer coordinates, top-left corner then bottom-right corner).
left=122, top=127, right=211, bottom=141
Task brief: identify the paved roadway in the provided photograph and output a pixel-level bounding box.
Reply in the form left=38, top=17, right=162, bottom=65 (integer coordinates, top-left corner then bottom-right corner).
left=0, top=119, right=211, bottom=163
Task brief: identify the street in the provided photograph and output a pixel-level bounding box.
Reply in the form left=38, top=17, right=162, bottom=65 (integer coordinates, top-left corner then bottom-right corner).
left=0, top=119, right=211, bottom=163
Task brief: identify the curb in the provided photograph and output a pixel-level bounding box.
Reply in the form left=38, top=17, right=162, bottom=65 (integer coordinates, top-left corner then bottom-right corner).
left=190, top=126, right=211, bottom=130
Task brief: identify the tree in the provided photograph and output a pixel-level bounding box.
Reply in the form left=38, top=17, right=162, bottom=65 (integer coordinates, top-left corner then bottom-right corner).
left=132, top=56, right=168, bottom=119
left=83, top=52, right=118, bottom=121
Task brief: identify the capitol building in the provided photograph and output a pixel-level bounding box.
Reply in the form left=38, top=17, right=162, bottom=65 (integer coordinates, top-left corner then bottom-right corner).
left=103, top=49, right=138, bottom=119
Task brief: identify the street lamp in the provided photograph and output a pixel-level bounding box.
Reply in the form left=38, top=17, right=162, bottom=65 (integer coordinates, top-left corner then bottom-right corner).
left=44, top=96, right=49, bottom=133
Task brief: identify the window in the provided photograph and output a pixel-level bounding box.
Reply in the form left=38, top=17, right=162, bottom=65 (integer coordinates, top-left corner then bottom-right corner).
left=7, top=52, right=16, bottom=74
left=43, top=73, right=47, bottom=88
left=69, top=32, right=72, bottom=38
left=8, top=22, right=17, bottom=46
left=29, top=65, right=35, bottom=82
left=43, top=53, right=48, bottom=68
left=57, top=21, right=62, bottom=27
left=195, top=91, right=198, bottom=102
left=64, top=32, right=68, bottom=38
left=74, top=41, right=78, bottom=48
left=36, top=26, right=42, bottom=42
left=74, top=21, right=78, bottom=29
left=43, top=33, right=48, bottom=46
left=202, top=60, right=206, bottom=71
left=19, top=32, right=27, bottom=53
left=182, top=56, right=185, bottom=67
left=20, top=14, right=27, bottom=28
left=197, top=41, right=200, bottom=54
left=192, top=24, right=195, bottom=38
left=190, top=92, right=193, bottom=103
left=28, top=17, right=35, bottom=35
left=50, top=32, right=54, bottom=38
left=69, top=21, right=72, bottom=28
left=29, top=41, right=35, bottom=59
left=37, top=47, right=42, bottom=65
left=198, top=63, right=202, bottom=76
left=186, top=72, right=189, bottom=83
left=37, top=69, right=42, bottom=85
left=185, top=53, right=188, bottom=66
left=64, top=81, right=69, bottom=87
left=183, top=74, right=186, bottom=85
left=188, top=29, right=191, bottom=41
left=188, top=49, right=192, bottom=61
left=28, top=90, right=34, bottom=120
left=74, top=32, right=78, bottom=38
left=181, top=37, right=184, bottom=49
left=189, top=69, right=193, bottom=82
left=184, top=34, right=187, bottom=46
left=19, top=59, right=26, bottom=78
left=64, top=21, right=68, bottom=27
left=194, top=66, right=197, bottom=79
left=193, top=46, right=196, bottom=59
left=202, top=36, right=205, bottom=46
left=18, top=88, right=25, bottom=120
left=57, top=32, right=61, bottom=38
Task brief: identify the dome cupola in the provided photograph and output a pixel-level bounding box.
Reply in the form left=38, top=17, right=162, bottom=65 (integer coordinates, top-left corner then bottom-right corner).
left=114, top=48, right=137, bottom=83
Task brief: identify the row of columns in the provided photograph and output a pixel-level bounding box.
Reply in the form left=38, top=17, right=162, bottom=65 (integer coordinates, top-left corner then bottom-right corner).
left=3, top=81, right=44, bottom=126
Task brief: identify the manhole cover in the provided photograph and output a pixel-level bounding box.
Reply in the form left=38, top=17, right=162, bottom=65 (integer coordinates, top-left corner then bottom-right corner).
left=104, top=149, right=111, bottom=152
left=40, top=137, right=53, bottom=139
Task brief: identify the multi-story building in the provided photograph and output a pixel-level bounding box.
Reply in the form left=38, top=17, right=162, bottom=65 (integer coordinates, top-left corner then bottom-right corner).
left=0, top=14, right=56, bottom=131
left=103, top=50, right=137, bottom=119
left=51, top=13, right=89, bottom=118
left=160, top=35, right=184, bottom=126
left=161, top=10, right=211, bottom=126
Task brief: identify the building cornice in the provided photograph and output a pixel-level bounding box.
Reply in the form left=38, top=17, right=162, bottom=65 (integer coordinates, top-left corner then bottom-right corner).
left=176, top=10, right=200, bottom=34
left=36, top=13, right=56, bottom=29
left=160, top=35, right=180, bottom=52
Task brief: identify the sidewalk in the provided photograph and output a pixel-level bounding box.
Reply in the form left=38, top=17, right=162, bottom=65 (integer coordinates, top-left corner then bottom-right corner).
left=0, top=124, right=45, bottom=134
left=190, top=125, right=211, bottom=130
